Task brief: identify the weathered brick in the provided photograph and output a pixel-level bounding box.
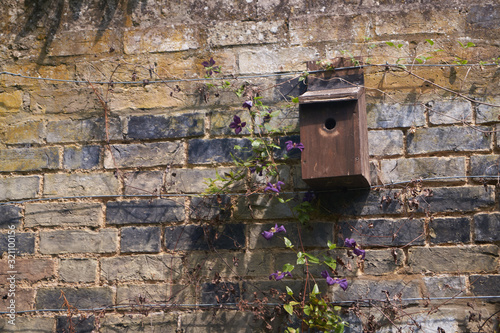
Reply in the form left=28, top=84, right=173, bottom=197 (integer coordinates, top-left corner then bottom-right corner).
left=121, top=226, right=161, bottom=253
left=339, top=218, right=425, bottom=247
left=124, top=167, right=244, bottom=195
left=124, top=25, right=199, bottom=54
left=476, top=97, right=500, bottom=124
left=0, top=317, right=54, bottom=333
left=48, top=29, right=120, bottom=56
left=0, top=176, right=40, bottom=201
left=0, top=258, right=55, bottom=282
left=0, top=120, right=44, bottom=144
left=417, top=186, right=495, bottom=213
left=210, top=110, right=252, bottom=136
left=470, top=275, right=500, bottom=302
left=186, top=251, right=269, bottom=279
left=101, top=254, right=182, bottom=282
left=46, top=117, right=122, bottom=143
left=408, top=245, right=498, bottom=273
left=238, top=46, right=316, bottom=73
left=188, top=138, right=252, bottom=164
left=116, top=284, right=195, bottom=305
left=208, top=20, right=286, bottom=47
left=165, top=224, right=245, bottom=250
left=63, top=145, right=101, bottom=170
left=407, top=126, right=491, bottom=155
left=249, top=222, right=333, bottom=249
left=380, top=157, right=465, bottom=184
left=0, top=232, right=35, bottom=255
left=30, top=88, right=101, bottom=114
left=423, top=276, right=467, bottom=297
left=331, top=279, right=420, bottom=303
left=0, top=205, right=22, bottom=229
left=25, top=202, right=102, bottom=227
left=0, top=147, right=59, bottom=172
left=474, top=213, right=500, bottom=242
left=59, top=259, right=97, bottom=283
left=470, top=154, right=500, bottom=178
left=0, top=91, right=22, bottom=113
left=234, top=194, right=295, bottom=220
left=0, top=288, right=35, bottom=313
left=428, top=100, right=471, bottom=125
left=39, top=230, right=117, bottom=254
left=43, top=173, right=120, bottom=197
left=368, top=130, right=404, bottom=156
left=104, top=141, right=184, bottom=168
left=56, top=316, right=94, bottom=333
left=100, top=313, right=177, bottom=333
left=318, top=188, right=402, bottom=216
left=35, top=287, right=113, bottom=310
left=190, top=195, right=231, bottom=221
left=202, top=282, right=240, bottom=304
left=106, top=199, right=185, bottom=225
left=367, top=103, right=425, bottom=129
left=429, top=217, right=470, bottom=244
left=109, top=86, right=186, bottom=111
left=126, top=113, right=204, bottom=140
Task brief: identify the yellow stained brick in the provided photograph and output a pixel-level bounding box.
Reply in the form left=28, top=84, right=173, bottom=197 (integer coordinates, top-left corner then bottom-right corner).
left=0, top=91, right=22, bottom=113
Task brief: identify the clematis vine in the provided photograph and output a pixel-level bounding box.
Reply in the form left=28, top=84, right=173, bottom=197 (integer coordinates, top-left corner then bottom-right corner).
left=201, top=57, right=220, bottom=76
left=229, top=115, right=246, bottom=135
left=264, top=181, right=284, bottom=193
left=321, top=270, right=348, bottom=291
left=261, top=223, right=286, bottom=240
left=344, top=238, right=366, bottom=259
left=269, top=270, right=292, bottom=281
left=285, top=140, right=305, bottom=152
left=242, top=100, right=253, bottom=110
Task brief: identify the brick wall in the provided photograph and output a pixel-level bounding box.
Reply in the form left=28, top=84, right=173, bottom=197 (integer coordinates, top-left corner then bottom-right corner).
left=0, top=0, right=499, bottom=332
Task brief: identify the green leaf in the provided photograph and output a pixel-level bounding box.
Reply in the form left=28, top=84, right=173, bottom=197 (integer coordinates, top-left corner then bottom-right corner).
left=297, top=252, right=305, bottom=265
left=286, top=286, right=294, bottom=296
left=305, top=253, right=320, bottom=264
left=425, top=39, right=434, bottom=46
left=458, top=41, right=465, bottom=48
left=327, top=240, right=336, bottom=250
left=284, top=303, right=293, bottom=315
left=291, top=96, right=299, bottom=103
left=311, top=283, right=320, bottom=296
left=323, top=255, right=337, bottom=270
left=333, top=306, right=342, bottom=311
left=466, top=42, right=476, bottom=48
left=397, top=43, right=403, bottom=48
left=278, top=197, right=285, bottom=203
left=288, top=301, right=300, bottom=306
left=284, top=237, right=293, bottom=248
left=303, top=305, right=311, bottom=316
left=283, top=263, right=295, bottom=273
left=385, top=41, right=395, bottom=48
left=233, top=145, right=242, bottom=150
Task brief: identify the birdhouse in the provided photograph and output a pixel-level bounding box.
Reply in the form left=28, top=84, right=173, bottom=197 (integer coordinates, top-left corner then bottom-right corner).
left=299, top=58, right=370, bottom=189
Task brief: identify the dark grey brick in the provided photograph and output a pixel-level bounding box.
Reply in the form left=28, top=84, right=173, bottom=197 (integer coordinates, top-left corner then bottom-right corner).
left=318, top=188, right=402, bottom=216
left=188, top=138, right=252, bottom=164
left=477, top=97, right=500, bottom=123
left=0, top=147, right=59, bottom=172
left=248, top=222, right=333, bottom=249
left=416, top=186, right=495, bottom=213
left=101, top=255, right=182, bottom=282
left=429, top=217, right=470, bottom=244
left=407, top=126, right=491, bottom=155
left=56, top=316, right=94, bottom=333
left=331, top=279, right=420, bottom=304
left=470, top=155, right=500, bottom=178
left=165, top=224, right=245, bottom=250
left=46, top=117, right=122, bottom=143
left=234, top=194, right=296, bottom=220
left=428, top=100, right=471, bottom=125
left=0, top=232, right=35, bottom=256
left=106, top=199, right=185, bottom=225
left=0, top=205, right=22, bottom=229
left=474, top=213, right=500, bottom=242
left=339, top=218, right=425, bottom=247
left=35, top=287, right=113, bottom=310
left=201, top=282, right=240, bottom=304
left=470, top=275, right=500, bottom=302
left=242, top=280, right=305, bottom=300
left=127, top=113, right=204, bottom=140
left=380, top=157, right=465, bottom=184
left=367, top=103, right=425, bottom=129
left=104, top=142, right=184, bottom=168
left=121, top=226, right=161, bottom=253
left=423, top=276, right=466, bottom=298
left=368, top=130, right=404, bottom=156
left=190, top=195, right=231, bottom=221
left=63, top=145, right=101, bottom=170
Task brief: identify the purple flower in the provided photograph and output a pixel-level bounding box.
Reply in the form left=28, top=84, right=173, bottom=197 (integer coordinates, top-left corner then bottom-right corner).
left=353, top=248, right=366, bottom=260
left=261, top=223, right=286, bottom=240
left=321, top=270, right=348, bottom=291
left=269, top=270, right=292, bottom=281
left=344, top=238, right=357, bottom=248
left=242, top=100, right=253, bottom=110
left=201, top=57, right=220, bottom=76
left=285, top=140, right=305, bottom=152
left=302, top=191, right=316, bottom=203
left=229, top=115, right=246, bottom=135
left=264, top=181, right=284, bottom=193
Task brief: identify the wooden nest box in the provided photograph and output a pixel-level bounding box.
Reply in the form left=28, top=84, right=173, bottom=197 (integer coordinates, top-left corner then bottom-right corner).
left=299, top=58, right=370, bottom=189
